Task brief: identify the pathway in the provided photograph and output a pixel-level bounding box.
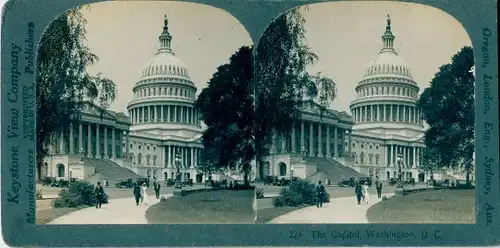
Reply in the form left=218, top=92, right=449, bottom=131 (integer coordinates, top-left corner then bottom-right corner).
left=270, top=194, right=394, bottom=224
left=48, top=194, right=172, bottom=224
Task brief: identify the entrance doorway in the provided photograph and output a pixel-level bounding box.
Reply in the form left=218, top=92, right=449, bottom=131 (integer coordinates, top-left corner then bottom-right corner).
left=418, top=172, right=425, bottom=182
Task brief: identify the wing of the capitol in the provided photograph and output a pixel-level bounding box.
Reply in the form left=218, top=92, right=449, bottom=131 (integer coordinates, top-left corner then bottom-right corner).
left=37, top=16, right=216, bottom=185
left=255, top=15, right=473, bottom=184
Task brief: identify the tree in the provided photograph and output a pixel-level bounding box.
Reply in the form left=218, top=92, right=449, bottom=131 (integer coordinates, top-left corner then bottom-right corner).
left=416, top=46, right=474, bottom=185
left=253, top=6, right=337, bottom=163
left=36, top=7, right=117, bottom=171
left=195, top=46, right=254, bottom=185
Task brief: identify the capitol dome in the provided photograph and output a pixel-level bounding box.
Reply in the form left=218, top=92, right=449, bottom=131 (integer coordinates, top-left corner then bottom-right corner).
left=350, top=15, right=424, bottom=132
left=140, top=49, right=190, bottom=79
left=127, top=15, right=201, bottom=133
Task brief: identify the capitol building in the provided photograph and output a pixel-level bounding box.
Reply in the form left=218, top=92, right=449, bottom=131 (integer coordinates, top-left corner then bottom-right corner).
left=39, top=16, right=210, bottom=184
left=257, top=15, right=428, bottom=183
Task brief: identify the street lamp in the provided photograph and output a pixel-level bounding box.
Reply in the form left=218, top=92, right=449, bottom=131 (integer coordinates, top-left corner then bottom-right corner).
left=79, top=148, right=84, bottom=163
left=301, top=146, right=307, bottom=161
left=174, top=151, right=182, bottom=189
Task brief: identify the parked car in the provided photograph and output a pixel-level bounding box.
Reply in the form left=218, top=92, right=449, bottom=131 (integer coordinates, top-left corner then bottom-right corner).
left=165, top=179, right=175, bottom=187
left=136, top=177, right=150, bottom=188
left=263, top=176, right=277, bottom=185
left=182, top=179, right=194, bottom=187
left=41, top=177, right=55, bottom=186
left=404, top=178, right=416, bottom=186
left=388, top=178, right=398, bottom=186
left=115, top=178, right=134, bottom=188
left=337, top=177, right=355, bottom=187
left=357, top=176, right=372, bottom=187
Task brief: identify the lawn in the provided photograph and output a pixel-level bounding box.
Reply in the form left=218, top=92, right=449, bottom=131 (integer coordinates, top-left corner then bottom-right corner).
left=146, top=189, right=255, bottom=224
left=367, top=189, right=475, bottom=224
left=36, top=207, right=87, bottom=224
left=256, top=206, right=303, bottom=224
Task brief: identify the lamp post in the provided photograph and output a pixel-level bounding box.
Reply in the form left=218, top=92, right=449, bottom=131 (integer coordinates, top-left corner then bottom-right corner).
left=301, top=146, right=307, bottom=162
left=79, top=148, right=84, bottom=163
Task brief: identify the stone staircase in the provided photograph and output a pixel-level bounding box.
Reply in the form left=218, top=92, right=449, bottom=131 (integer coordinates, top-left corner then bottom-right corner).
left=305, top=157, right=366, bottom=184
left=83, top=158, right=142, bottom=187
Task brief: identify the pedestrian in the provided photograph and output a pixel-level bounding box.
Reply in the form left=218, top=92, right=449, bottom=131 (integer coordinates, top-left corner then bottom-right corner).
left=153, top=177, right=161, bottom=199
left=375, top=177, right=383, bottom=198
left=363, top=182, right=371, bottom=204
left=315, top=180, right=325, bottom=208
left=141, top=183, right=149, bottom=206
left=94, top=181, right=105, bottom=209
left=354, top=181, right=363, bottom=205
left=133, top=183, right=142, bottom=206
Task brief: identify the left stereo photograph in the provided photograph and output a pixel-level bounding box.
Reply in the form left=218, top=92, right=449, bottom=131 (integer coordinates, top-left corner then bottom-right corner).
left=35, top=1, right=256, bottom=225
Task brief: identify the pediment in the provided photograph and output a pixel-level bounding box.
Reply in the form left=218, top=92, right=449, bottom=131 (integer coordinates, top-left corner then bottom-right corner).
left=301, top=100, right=339, bottom=118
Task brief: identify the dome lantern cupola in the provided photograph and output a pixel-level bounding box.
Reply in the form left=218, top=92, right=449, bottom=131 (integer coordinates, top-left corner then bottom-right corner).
left=381, top=14, right=396, bottom=54
left=158, top=14, right=173, bottom=53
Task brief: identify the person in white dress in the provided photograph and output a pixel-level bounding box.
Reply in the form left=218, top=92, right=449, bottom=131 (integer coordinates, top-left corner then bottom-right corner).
left=362, top=182, right=371, bottom=204
left=141, top=183, right=149, bottom=206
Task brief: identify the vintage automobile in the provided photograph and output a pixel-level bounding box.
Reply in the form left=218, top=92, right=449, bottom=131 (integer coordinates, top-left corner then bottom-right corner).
left=404, top=178, right=416, bottom=186
left=41, top=177, right=55, bottom=186
left=136, top=177, right=150, bottom=188
left=357, top=176, right=373, bottom=187
left=165, top=179, right=176, bottom=187
left=337, top=177, right=355, bottom=187
left=388, top=178, right=398, bottom=186
left=182, top=178, right=194, bottom=187
left=115, top=178, right=134, bottom=188
left=263, top=176, right=277, bottom=185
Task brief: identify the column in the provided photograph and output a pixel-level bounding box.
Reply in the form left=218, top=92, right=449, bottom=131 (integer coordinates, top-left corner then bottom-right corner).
left=391, top=145, right=395, bottom=166
left=300, top=121, right=305, bottom=152
left=333, top=126, right=338, bottom=158
left=87, top=123, right=92, bottom=157
left=140, top=107, right=144, bottom=123
left=291, top=124, right=296, bottom=153
left=167, top=106, right=170, bottom=122
left=111, top=127, right=116, bottom=159
left=193, top=147, right=197, bottom=167
left=78, top=123, right=83, bottom=154
left=59, top=131, right=64, bottom=154
left=174, top=106, right=177, bottom=122
left=69, top=123, right=74, bottom=154
left=390, top=105, right=393, bottom=121
left=371, top=105, right=374, bottom=122
left=104, top=126, right=108, bottom=159
left=154, top=105, right=158, bottom=122
left=309, top=122, right=314, bottom=156
left=386, top=145, right=390, bottom=167
left=402, top=105, right=406, bottom=122
left=348, top=130, right=352, bottom=156
left=281, top=134, right=286, bottom=152
left=168, top=145, right=172, bottom=167
left=326, top=125, right=331, bottom=158
left=181, top=106, right=184, bottom=123
left=96, top=124, right=100, bottom=158
left=125, top=131, right=129, bottom=158
left=190, top=147, right=194, bottom=168
left=318, top=124, right=322, bottom=157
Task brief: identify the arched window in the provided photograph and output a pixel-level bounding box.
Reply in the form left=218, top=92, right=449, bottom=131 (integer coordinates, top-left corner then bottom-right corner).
left=279, top=162, right=287, bottom=176
left=57, top=164, right=65, bottom=177
left=360, top=152, right=365, bottom=164
left=369, top=153, right=373, bottom=164
left=138, top=153, right=142, bottom=165
left=146, top=154, right=151, bottom=165
left=353, top=152, right=358, bottom=163
left=375, top=154, right=380, bottom=164
left=153, top=155, right=157, bottom=166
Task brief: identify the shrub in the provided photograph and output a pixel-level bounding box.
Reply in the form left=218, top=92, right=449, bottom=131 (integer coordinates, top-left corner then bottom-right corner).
left=256, top=188, right=265, bottom=199
left=273, top=179, right=330, bottom=207
left=52, top=181, right=108, bottom=208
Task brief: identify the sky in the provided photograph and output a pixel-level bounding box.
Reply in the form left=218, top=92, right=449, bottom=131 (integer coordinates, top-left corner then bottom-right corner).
left=81, top=1, right=253, bottom=113
left=80, top=1, right=472, bottom=114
